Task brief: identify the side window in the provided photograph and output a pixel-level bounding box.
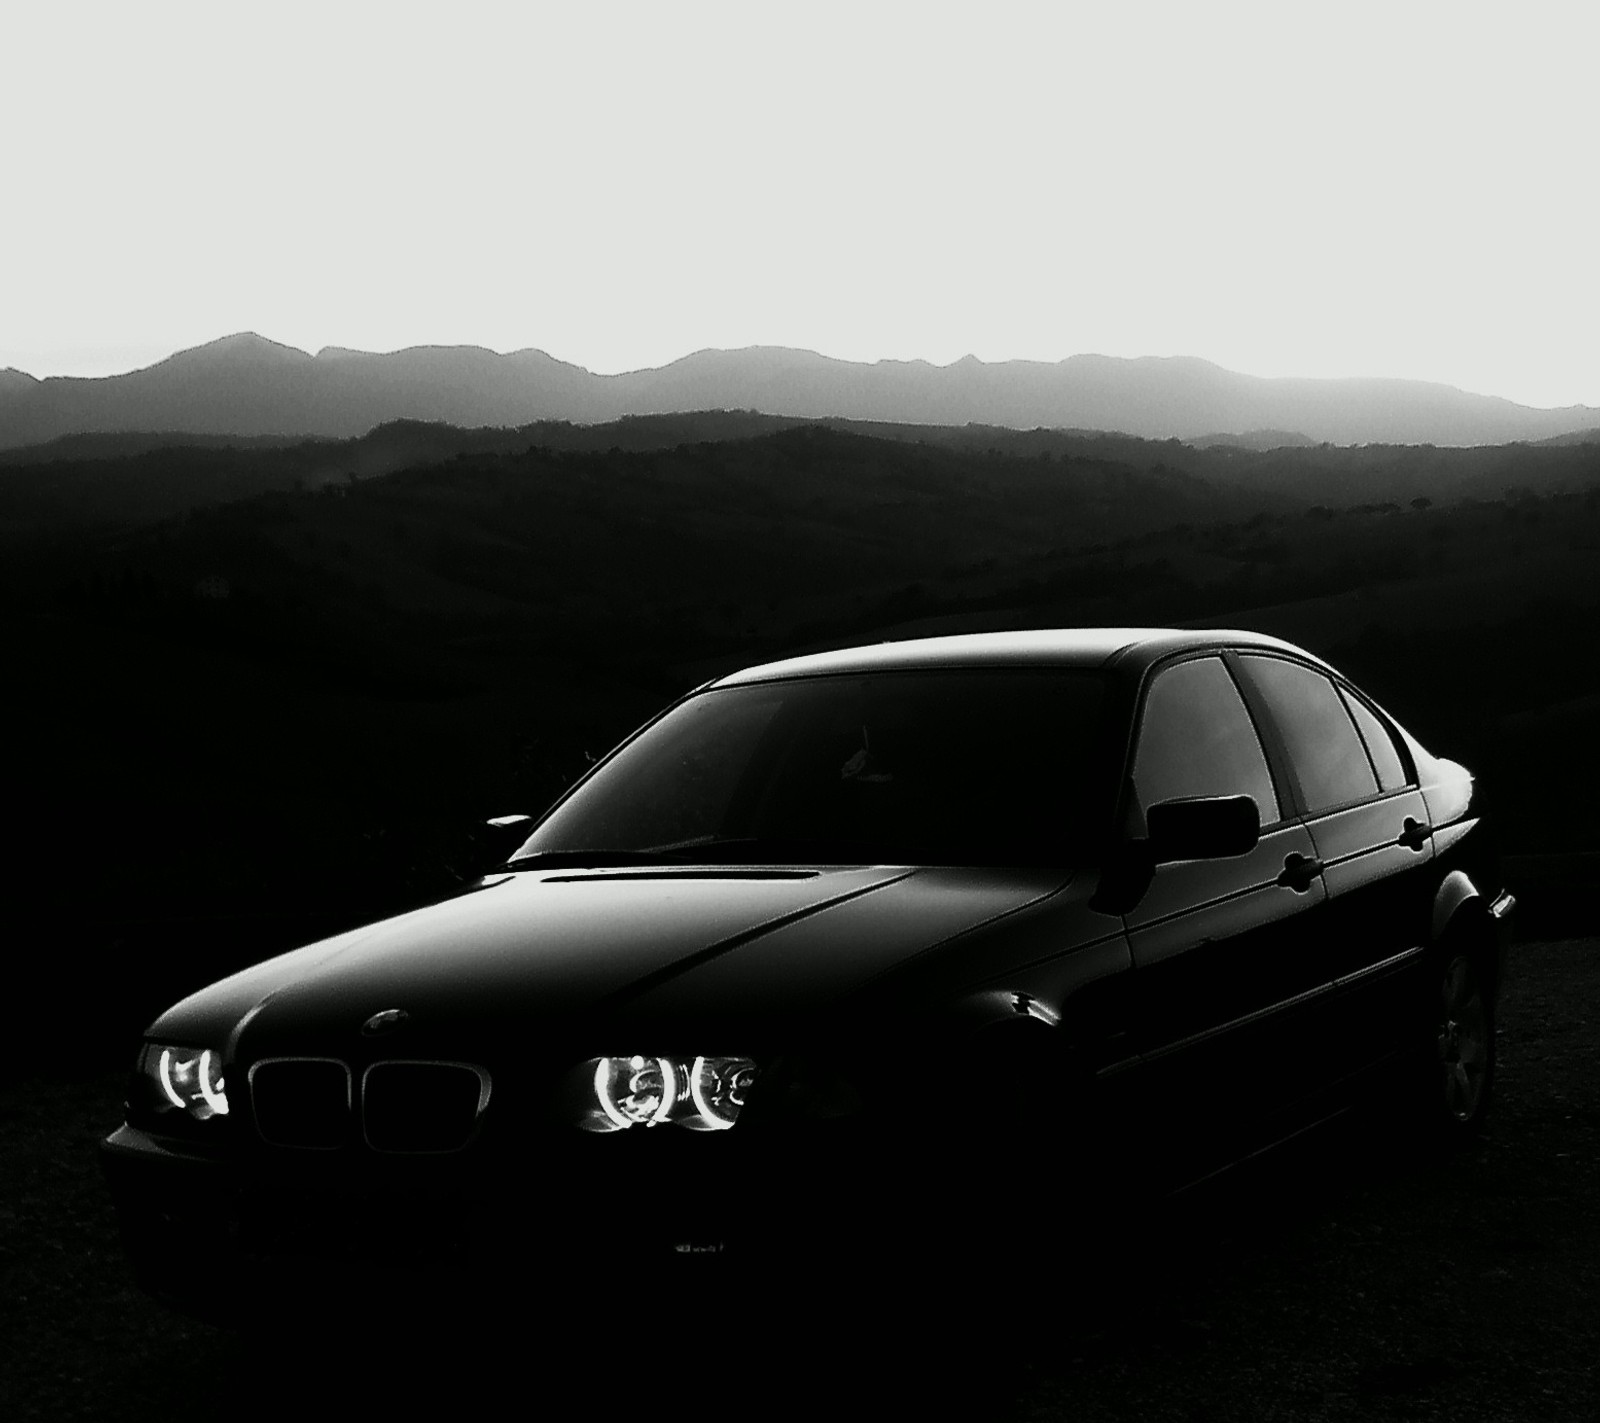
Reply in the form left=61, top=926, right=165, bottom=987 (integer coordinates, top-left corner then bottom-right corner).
left=1133, top=657, right=1279, bottom=824
left=1239, top=656, right=1378, bottom=813
left=1338, top=687, right=1410, bottom=792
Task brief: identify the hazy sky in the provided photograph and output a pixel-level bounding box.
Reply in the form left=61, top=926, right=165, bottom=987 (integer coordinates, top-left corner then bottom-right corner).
left=4, top=1, right=1595, bottom=407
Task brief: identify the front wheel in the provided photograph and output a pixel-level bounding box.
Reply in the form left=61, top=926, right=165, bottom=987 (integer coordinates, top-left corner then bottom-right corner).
left=1413, top=950, right=1496, bottom=1145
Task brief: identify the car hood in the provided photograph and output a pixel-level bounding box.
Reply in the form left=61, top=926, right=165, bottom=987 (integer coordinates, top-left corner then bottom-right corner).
left=148, top=865, right=1070, bottom=1059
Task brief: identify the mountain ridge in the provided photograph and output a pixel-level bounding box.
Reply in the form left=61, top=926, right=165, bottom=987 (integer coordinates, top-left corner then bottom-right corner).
left=1, top=334, right=1595, bottom=449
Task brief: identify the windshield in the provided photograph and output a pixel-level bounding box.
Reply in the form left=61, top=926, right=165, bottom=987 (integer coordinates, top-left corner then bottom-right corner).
left=514, top=668, right=1110, bottom=867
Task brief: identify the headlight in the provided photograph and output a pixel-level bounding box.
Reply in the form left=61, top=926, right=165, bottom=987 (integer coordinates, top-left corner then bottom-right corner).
left=133, top=1043, right=230, bottom=1123
left=688, top=1055, right=757, bottom=1130
left=579, top=1055, right=758, bottom=1132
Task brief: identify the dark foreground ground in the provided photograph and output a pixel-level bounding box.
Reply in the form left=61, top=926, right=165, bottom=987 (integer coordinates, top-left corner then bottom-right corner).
left=3, top=936, right=1597, bottom=1421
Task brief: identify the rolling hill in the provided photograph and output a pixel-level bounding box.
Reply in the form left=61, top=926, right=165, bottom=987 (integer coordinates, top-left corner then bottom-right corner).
left=3, top=335, right=1597, bottom=450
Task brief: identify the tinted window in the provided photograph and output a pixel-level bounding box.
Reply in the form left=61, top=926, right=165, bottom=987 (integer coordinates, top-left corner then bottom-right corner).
left=1339, top=688, right=1409, bottom=792
left=520, top=670, right=1109, bottom=866
left=1239, top=656, right=1378, bottom=813
left=1132, top=657, right=1279, bottom=823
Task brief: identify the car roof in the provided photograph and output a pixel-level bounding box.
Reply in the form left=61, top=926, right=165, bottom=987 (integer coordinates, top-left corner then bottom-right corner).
left=713, top=627, right=1327, bottom=686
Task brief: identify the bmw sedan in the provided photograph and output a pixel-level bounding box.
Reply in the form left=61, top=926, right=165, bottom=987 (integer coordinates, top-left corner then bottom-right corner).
left=101, top=628, right=1514, bottom=1319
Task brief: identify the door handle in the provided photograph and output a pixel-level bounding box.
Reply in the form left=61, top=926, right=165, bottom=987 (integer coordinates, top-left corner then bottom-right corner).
left=1277, top=853, right=1322, bottom=892
left=1397, top=817, right=1430, bottom=852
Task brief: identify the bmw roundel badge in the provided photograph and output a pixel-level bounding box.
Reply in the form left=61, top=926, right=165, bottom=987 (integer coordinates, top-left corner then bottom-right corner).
left=361, top=1008, right=410, bottom=1036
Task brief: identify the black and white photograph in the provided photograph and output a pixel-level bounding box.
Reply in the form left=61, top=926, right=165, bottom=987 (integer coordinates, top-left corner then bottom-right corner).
left=4, top=2, right=1598, bottom=1418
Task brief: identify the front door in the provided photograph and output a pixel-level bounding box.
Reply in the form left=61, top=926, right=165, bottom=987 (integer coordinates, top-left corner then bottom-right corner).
left=1118, top=655, right=1331, bottom=1174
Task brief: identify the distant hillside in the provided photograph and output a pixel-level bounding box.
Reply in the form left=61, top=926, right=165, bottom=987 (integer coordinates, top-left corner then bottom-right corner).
left=0, top=429, right=321, bottom=466
left=1186, top=430, right=1317, bottom=451
left=11, top=424, right=1243, bottom=681
left=5, top=413, right=1599, bottom=536
left=3, top=334, right=1596, bottom=450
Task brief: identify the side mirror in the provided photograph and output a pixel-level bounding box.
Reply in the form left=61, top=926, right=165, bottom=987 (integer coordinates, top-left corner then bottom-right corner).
left=483, top=814, right=535, bottom=860
left=444, top=814, right=537, bottom=882
left=486, top=813, right=535, bottom=832
left=1146, top=795, right=1260, bottom=864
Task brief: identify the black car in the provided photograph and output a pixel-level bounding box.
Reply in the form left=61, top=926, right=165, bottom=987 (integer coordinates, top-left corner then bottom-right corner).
left=101, top=628, right=1514, bottom=1318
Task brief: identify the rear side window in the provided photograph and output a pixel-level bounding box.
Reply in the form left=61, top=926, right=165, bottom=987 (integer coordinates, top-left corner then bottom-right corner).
left=1239, top=656, right=1378, bottom=813
left=1339, top=688, right=1410, bottom=792
left=1133, top=657, right=1279, bottom=824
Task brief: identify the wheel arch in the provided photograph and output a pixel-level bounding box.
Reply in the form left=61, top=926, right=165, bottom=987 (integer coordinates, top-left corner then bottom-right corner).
left=1431, top=869, right=1501, bottom=1003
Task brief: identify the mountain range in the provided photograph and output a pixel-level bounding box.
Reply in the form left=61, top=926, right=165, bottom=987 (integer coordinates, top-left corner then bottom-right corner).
left=2, top=334, right=1596, bottom=450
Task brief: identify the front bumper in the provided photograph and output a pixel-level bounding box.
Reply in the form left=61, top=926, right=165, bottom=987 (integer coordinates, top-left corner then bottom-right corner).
left=101, top=1124, right=523, bottom=1320
left=100, top=1112, right=943, bottom=1323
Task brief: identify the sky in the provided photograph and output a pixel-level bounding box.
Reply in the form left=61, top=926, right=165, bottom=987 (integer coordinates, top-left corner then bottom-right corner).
left=3, top=0, right=1596, bottom=408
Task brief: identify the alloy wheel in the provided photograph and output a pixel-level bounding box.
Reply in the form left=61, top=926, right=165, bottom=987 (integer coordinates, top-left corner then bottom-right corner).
left=1437, top=955, right=1490, bottom=1124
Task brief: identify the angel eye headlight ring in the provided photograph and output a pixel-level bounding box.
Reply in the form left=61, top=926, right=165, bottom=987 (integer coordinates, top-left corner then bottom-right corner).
left=580, top=1055, right=758, bottom=1132
left=689, top=1055, right=758, bottom=1131
left=138, top=1043, right=231, bottom=1121
left=594, top=1055, right=678, bottom=1129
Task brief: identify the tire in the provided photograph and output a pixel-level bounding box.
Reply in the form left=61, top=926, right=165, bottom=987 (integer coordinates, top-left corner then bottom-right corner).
left=1420, top=948, right=1496, bottom=1144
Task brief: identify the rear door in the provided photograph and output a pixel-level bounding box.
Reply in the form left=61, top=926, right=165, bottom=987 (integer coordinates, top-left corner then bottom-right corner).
left=1119, top=654, right=1329, bottom=1167
left=1233, top=654, right=1434, bottom=1072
